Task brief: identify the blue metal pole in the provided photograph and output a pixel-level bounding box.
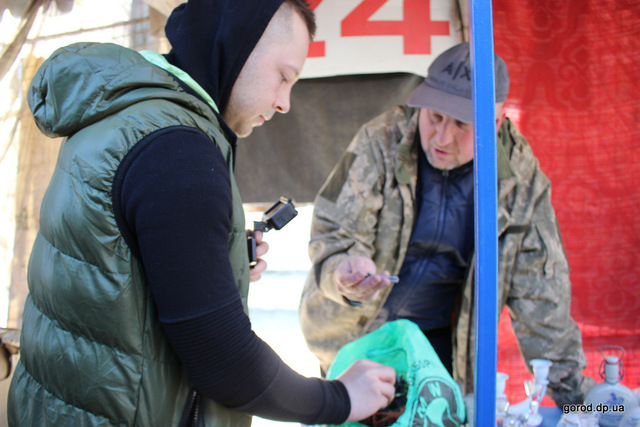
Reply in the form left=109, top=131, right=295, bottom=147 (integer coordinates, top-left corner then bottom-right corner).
left=469, top=0, right=499, bottom=425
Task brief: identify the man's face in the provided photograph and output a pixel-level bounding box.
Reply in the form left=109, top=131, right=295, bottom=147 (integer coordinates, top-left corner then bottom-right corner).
left=418, top=105, right=507, bottom=170
left=418, top=108, right=475, bottom=170
left=223, top=8, right=310, bottom=138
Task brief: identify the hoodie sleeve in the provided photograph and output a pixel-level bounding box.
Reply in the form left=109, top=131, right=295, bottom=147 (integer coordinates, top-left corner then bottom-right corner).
left=112, top=127, right=350, bottom=424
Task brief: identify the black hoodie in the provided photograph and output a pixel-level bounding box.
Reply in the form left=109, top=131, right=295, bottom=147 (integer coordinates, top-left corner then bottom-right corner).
left=113, top=0, right=351, bottom=424
left=164, top=0, right=283, bottom=115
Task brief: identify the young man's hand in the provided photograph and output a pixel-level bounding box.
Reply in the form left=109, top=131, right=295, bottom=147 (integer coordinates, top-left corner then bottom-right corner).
left=248, top=230, right=269, bottom=282
left=335, top=359, right=396, bottom=422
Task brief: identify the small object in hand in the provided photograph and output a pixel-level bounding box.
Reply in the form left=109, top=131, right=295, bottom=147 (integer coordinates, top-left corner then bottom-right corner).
left=247, top=197, right=298, bottom=267
left=360, top=377, right=408, bottom=427
left=367, top=273, right=400, bottom=283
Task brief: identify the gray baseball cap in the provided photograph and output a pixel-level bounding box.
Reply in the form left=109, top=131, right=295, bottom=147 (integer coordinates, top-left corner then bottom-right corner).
left=407, top=42, right=509, bottom=124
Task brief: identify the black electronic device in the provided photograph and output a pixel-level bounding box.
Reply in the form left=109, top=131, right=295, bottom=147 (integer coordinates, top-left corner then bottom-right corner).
left=247, top=197, right=298, bottom=267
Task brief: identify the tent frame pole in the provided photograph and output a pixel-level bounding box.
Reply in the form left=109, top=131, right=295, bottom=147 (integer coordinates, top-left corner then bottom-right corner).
left=469, top=0, right=499, bottom=425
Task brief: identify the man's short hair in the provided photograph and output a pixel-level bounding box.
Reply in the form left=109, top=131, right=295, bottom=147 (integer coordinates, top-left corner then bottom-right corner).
left=284, top=0, right=317, bottom=40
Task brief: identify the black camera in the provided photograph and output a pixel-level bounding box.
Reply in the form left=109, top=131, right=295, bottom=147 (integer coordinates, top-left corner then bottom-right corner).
left=247, top=197, right=298, bottom=267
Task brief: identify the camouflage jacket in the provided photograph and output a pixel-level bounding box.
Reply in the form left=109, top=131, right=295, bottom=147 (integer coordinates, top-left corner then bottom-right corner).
left=299, top=106, right=594, bottom=407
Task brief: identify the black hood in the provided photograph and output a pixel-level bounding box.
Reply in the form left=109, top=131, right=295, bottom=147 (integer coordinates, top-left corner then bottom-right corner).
left=164, top=0, right=284, bottom=114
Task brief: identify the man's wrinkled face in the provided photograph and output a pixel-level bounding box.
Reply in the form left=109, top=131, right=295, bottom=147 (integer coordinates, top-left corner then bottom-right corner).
left=223, top=7, right=310, bottom=138
left=418, top=108, right=475, bottom=170
left=418, top=105, right=506, bottom=170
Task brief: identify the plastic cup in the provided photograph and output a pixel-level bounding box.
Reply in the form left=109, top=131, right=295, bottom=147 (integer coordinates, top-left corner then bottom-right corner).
left=530, top=359, right=552, bottom=380
left=496, top=372, right=509, bottom=396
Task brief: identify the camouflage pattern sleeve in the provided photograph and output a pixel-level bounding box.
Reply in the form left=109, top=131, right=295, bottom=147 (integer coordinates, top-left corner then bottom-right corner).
left=308, top=122, right=389, bottom=305
left=299, top=108, right=418, bottom=370
left=505, top=144, right=595, bottom=407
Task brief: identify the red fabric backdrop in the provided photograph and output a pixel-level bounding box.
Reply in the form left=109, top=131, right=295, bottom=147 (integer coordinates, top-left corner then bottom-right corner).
left=492, top=0, right=640, bottom=405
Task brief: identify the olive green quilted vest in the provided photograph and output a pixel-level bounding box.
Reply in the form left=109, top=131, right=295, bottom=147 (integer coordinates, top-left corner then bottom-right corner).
left=8, top=43, right=251, bottom=427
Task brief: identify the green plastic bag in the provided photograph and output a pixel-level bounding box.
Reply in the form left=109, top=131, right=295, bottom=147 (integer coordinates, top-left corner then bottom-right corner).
left=325, top=319, right=466, bottom=427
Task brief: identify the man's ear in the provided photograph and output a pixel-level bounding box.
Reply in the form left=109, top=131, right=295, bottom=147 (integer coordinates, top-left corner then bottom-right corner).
left=496, top=103, right=507, bottom=131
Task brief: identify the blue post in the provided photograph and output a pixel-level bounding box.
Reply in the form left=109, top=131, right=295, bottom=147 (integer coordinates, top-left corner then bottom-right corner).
left=469, top=0, right=499, bottom=425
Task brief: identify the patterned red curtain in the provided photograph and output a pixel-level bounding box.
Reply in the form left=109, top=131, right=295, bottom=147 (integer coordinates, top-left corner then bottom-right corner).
left=493, top=0, right=640, bottom=405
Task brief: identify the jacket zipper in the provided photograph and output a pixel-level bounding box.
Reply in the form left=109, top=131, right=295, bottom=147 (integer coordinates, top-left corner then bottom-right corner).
left=388, top=169, right=450, bottom=317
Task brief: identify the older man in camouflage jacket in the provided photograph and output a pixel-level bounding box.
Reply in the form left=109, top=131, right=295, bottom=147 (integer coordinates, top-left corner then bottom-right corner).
left=299, top=42, right=594, bottom=408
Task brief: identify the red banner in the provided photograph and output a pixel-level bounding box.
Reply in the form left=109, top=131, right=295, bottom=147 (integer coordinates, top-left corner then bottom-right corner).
left=494, top=0, right=640, bottom=404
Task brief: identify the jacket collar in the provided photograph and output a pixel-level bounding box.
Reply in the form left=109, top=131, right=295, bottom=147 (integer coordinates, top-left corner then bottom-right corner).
left=140, top=50, right=219, bottom=113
